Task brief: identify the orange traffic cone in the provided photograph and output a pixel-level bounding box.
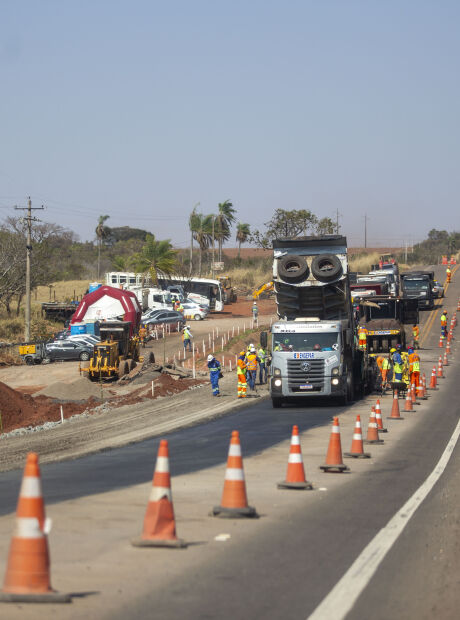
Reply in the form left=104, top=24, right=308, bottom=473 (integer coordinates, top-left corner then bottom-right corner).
left=429, top=366, right=437, bottom=389
left=404, top=389, right=413, bottom=412
left=388, top=390, right=404, bottom=420
left=212, top=431, right=258, bottom=517
left=446, top=339, right=451, bottom=354
left=443, top=351, right=448, bottom=366
left=411, top=383, right=420, bottom=405
left=132, top=440, right=187, bottom=547
left=439, top=335, right=444, bottom=348
left=0, top=453, right=70, bottom=603
left=320, top=417, right=349, bottom=472
left=344, top=415, right=371, bottom=458
left=437, top=356, right=444, bottom=379
left=421, top=373, right=428, bottom=399
left=278, top=426, right=313, bottom=489
left=365, top=407, right=384, bottom=444
left=375, top=399, right=387, bottom=432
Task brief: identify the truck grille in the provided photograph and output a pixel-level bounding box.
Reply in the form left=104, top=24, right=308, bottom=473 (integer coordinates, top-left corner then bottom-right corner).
left=287, top=359, right=325, bottom=392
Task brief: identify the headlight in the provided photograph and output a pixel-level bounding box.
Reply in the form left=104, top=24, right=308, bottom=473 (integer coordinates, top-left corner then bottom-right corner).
left=331, top=378, right=339, bottom=386
left=273, top=368, right=281, bottom=377
left=274, top=379, right=282, bottom=387
left=332, top=367, right=339, bottom=376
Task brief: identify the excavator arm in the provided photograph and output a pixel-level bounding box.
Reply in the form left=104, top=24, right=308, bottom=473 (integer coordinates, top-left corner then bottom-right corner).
left=253, top=281, right=273, bottom=299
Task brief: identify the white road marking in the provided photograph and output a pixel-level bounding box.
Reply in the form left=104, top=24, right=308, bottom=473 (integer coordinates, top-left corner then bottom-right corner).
left=308, top=416, right=460, bottom=620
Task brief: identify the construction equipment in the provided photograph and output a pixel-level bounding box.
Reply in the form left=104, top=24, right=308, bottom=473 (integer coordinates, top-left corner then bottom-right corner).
left=253, top=281, right=274, bottom=300
left=81, top=321, right=140, bottom=380
left=218, top=276, right=237, bottom=303
left=18, top=342, right=49, bottom=365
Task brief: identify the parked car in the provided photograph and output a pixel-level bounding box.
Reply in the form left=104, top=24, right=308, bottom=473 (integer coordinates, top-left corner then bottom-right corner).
left=432, top=280, right=444, bottom=298
left=141, top=308, right=167, bottom=322
left=45, top=340, right=93, bottom=362
left=143, top=310, right=186, bottom=330
left=181, top=302, right=208, bottom=321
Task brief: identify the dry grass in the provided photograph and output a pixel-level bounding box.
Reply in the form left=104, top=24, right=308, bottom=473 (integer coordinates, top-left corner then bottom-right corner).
left=226, top=267, right=272, bottom=291
left=33, top=280, right=91, bottom=305
left=0, top=313, right=61, bottom=344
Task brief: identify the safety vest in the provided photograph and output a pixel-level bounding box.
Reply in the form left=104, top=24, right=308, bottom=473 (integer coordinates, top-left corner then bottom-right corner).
left=382, top=358, right=391, bottom=370
left=246, top=353, right=258, bottom=371
left=258, top=348, right=266, bottom=362
left=441, top=314, right=447, bottom=326
left=392, top=353, right=402, bottom=374
left=208, top=359, right=221, bottom=373
left=237, top=357, right=247, bottom=375
left=182, top=328, right=191, bottom=340
left=412, top=326, right=419, bottom=339
left=409, top=353, right=420, bottom=373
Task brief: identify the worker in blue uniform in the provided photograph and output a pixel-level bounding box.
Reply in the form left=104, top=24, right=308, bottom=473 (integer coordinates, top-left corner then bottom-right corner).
left=207, top=354, right=222, bottom=397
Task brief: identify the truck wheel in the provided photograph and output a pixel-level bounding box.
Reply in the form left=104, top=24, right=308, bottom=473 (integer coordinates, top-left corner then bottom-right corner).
left=272, top=398, right=282, bottom=408
left=277, top=255, right=309, bottom=283
left=33, top=358, right=43, bottom=365
left=24, top=356, right=34, bottom=366
left=117, top=360, right=129, bottom=376
left=311, top=254, right=343, bottom=282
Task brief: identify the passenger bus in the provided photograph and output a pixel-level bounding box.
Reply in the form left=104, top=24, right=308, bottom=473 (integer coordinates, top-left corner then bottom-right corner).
left=105, top=272, right=224, bottom=311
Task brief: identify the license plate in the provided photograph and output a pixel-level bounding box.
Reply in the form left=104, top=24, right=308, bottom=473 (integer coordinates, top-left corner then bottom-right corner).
left=299, top=384, right=313, bottom=390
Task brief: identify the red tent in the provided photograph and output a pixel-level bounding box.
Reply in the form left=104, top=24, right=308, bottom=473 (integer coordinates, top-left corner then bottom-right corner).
left=71, top=286, right=142, bottom=336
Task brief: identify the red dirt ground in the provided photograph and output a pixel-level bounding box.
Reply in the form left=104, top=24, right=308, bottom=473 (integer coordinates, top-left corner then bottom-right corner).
left=213, top=298, right=276, bottom=319
left=0, top=374, right=208, bottom=434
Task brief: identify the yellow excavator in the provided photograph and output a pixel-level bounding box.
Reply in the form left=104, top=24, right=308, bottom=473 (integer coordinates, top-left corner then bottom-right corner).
left=253, top=281, right=274, bottom=300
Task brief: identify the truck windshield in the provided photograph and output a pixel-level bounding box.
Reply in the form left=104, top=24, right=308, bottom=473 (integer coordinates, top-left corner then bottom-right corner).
left=272, top=333, right=339, bottom=352
left=404, top=280, right=429, bottom=291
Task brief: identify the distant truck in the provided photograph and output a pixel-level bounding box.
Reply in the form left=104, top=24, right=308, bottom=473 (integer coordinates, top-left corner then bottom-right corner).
left=400, top=271, right=435, bottom=309
left=268, top=235, right=374, bottom=407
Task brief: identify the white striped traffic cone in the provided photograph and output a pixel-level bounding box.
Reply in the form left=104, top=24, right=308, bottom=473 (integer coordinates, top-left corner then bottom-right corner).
left=278, top=425, right=313, bottom=489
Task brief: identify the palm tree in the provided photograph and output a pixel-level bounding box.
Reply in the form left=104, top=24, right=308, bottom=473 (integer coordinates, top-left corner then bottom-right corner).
left=111, top=255, right=127, bottom=271
left=215, top=200, right=236, bottom=261
left=191, top=213, right=213, bottom=276
left=132, top=234, right=177, bottom=285
left=236, top=222, right=250, bottom=258
left=188, top=203, right=200, bottom=276
left=95, top=214, right=110, bottom=279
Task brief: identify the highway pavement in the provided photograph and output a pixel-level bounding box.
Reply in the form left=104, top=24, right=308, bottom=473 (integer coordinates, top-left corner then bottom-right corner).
left=0, top=264, right=458, bottom=619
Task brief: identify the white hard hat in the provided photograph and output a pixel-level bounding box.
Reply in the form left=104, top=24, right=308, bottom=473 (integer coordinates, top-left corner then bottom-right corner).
left=207, top=354, right=214, bottom=362
left=249, top=343, right=254, bottom=348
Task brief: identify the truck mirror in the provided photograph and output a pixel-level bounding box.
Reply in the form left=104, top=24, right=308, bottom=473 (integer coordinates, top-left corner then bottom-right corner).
left=260, top=331, right=268, bottom=349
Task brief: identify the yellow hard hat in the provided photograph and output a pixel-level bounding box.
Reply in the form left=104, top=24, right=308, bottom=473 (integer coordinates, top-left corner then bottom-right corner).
left=390, top=348, right=396, bottom=353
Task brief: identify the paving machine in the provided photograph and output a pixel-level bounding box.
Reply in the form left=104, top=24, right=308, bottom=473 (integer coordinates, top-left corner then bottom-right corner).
left=81, top=321, right=140, bottom=380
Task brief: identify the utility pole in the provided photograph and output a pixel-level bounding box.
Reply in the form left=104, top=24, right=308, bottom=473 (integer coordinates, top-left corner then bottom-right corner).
left=404, top=241, right=408, bottom=263
left=189, top=201, right=200, bottom=277
left=211, top=215, right=215, bottom=279
left=336, top=209, right=341, bottom=234
left=364, top=214, right=368, bottom=248
left=15, top=197, right=44, bottom=342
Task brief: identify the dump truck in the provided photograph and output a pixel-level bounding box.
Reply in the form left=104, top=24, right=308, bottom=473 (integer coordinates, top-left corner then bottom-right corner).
left=80, top=321, right=144, bottom=380
left=267, top=235, right=375, bottom=407
left=400, top=271, right=435, bottom=309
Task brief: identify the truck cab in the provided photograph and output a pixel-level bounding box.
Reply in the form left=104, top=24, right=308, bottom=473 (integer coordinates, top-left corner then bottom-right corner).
left=270, top=319, right=358, bottom=407
left=401, top=272, right=434, bottom=309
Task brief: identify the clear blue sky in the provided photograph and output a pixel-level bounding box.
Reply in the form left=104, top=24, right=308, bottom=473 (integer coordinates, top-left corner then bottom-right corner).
left=1, top=0, right=459, bottom=249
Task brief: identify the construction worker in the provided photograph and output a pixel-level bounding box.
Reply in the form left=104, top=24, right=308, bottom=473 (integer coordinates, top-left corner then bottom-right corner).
left=400, top=345, right=410, bottom=386
left=391, top=347, right=403, bottom=383
left=408, top=346, right=420, bottom=392
left=258, top=345, right=268, bottom=384
left=182, top=325, right=193, bottom=351
left=177, top=301, right=184, bottom=314
left=412, top=324, right=420, bottom=349
left=173, top=299, right=180, bottom=312
left=358, top=325, right=368, bottom=350
left=139, top=324, right=147, bottom=347
left=382, top=354, right=391, bottom=390
left=237, top=351, right=247, bottom=398
left=446, top=266, right=452, bottom=283
left=252, top=302, right=259, bottom=326
left=207, top=354, right=221, bottom=397
left=440, top=309, right=448, bottom=339
left=246, top=346, right=260, bottom=391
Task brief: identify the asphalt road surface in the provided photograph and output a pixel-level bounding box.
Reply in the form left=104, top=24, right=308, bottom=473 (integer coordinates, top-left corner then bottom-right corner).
left=0, top=264, right=458, bottom=619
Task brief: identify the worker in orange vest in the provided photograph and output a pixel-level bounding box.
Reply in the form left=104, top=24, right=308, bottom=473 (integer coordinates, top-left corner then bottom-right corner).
left=446, top=267, right=452, bottom=283
left=237, top=351, right=247, bottom=398
left=412, top=324, right=420, bottom=349
left=408, top=346, right=420, bottom=390
left=358, top=326, right=368, bottom=350
left=440, top=310, right=448, bottom=339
